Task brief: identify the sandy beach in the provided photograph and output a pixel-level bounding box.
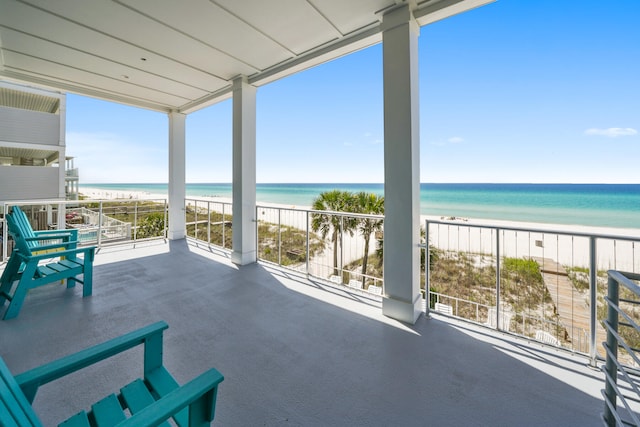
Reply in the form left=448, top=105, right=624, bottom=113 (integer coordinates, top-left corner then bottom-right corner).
left=79, top=187, right=640, bottom=272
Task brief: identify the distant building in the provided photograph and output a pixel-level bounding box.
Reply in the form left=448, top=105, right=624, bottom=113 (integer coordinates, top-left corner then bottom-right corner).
left=0, top=81, right=73, bottom=202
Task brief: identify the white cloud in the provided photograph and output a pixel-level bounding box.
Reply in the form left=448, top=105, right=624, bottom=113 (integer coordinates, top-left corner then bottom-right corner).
left=584, top=127, right=638, bottom=138
left=448, top=136, right=464, bottom=144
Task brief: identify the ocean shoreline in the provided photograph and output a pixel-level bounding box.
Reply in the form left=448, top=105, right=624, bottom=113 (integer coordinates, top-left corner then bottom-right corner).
left=79, top=182, right=640, bottom=230
left=77, top=186, right=640, bottom=272
left=79, top=186, right=640, bottom=236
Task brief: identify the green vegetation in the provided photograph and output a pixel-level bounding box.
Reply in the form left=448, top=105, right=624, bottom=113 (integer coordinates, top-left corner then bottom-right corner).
left=310, top=190, right=358, bottom=276
left=83, top=200, right=163, bottom=218
left=136, top=212, right=166, bottom=239
left=352, top=192, right=384, bottom=286
left=257, top=223, right=325, bottom=267
left=428, top=253, right=552, bottom=335
left=186, top=208, right=232, bottom=247
left=566, top=266, right=590, bottom=292
left=500, top=257, right=550, bottom=316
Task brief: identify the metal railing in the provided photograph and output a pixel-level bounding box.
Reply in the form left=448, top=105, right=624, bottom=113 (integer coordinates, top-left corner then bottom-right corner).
left=602, top=270, right=640, bottom=426
left=182, top=199, right=640, bottom=359
left=7, top=197, right=637, bottom=363
left=185, top=199, right=232, bottom=249
left=184, top=199, right=386, bottom=295
left=425, top=219, right=640, bottom=364
left=1, top=199, right=168, bottom=261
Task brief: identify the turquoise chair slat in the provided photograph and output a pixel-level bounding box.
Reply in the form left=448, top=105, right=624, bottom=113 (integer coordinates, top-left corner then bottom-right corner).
left=0, top=358, right=42, bottom=427
left=90, top=394, right=126, bottom=427
left=119, top=380, right=172, bottom=427
left=59, top=412, right=91, bottom=427
left=0, top=322, right=224, bottom=427
left=11, top=206, right=79, bottom=252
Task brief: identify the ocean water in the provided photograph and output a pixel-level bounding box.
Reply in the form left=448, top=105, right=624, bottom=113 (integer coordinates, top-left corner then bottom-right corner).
left=79, top=183, right=640, bottom=230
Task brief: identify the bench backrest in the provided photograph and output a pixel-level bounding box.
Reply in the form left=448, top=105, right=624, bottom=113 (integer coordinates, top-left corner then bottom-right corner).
left=5, top=211, right=35, bottom=257
left=0, top=357, right=43, bottom=427
left=11, top=207, right=36, bottom=238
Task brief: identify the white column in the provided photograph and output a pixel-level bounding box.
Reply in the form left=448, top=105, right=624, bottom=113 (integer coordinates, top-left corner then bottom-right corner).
left=168, top=111, right=186, bottom=240
left=382, top=5, right=422, bottom=324
left=57, top=94, right=66, bottom=229
left=231, top=76, right=257, bottom=265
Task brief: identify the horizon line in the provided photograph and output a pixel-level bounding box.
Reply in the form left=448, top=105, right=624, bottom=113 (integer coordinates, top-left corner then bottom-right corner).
left=79, top=182, right=640, bottom=186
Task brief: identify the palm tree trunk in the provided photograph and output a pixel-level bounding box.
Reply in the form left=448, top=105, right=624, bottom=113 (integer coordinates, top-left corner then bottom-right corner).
left=361, top=234, right=370, bottom=287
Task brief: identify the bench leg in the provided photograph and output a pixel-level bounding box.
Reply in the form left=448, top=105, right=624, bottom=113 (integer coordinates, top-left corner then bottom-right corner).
left=0, top=256, right=21, bottom=307
left=3, top=280, right=29, bottom=320
left=82, top=263, right=93, bottom=298
left=0, top=277, right=12, bottom=307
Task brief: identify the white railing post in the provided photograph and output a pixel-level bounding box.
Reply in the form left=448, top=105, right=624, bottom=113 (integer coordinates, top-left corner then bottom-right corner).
left=425, top=219, right=431, bottom=317
left=97, top=201, right=103, bottom=247
left=278, top=208, right=282, bottom=266
left=495, top=227, right=501, bottom=330
left=340, top=215, right=344, bottom=278
left=133, top=201, right=138, bottom=242
left=589, top=235, right=598, bottom=366
left=306, top=210, right=310, bottom=275
left=2, top=203, right=7, bottom=262
left=222, top=203, right=226, bottom=249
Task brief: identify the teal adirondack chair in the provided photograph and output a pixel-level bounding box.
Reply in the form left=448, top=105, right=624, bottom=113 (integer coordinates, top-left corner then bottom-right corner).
left=9, top=206, right=79, bottom=254
left=0, top=207, right=96, bottom=320
left=0, top=321, right=224, bottom=426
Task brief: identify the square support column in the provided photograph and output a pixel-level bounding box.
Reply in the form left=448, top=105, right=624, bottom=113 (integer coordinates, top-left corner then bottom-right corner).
left=168, top=111, right=186, bottom=240
left=382, top=5, right=422, bottom=324
left=57, top=95, right=67, bottom=228
left=231, top=76, right=257, bottom=265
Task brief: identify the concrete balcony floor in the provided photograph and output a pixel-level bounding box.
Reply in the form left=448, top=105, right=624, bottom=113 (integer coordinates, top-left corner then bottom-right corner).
left=0, top=240, right=610, bottom=426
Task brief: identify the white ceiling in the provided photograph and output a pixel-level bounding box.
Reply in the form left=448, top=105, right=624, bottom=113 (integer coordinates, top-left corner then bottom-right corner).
left=0, top=0, right=492, bottom=114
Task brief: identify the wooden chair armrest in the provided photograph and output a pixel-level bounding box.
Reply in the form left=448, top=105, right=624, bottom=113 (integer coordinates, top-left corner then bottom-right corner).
left=25, top=235, right=76, bottom=242
left=23, top=240, right=81, bottom=251
left=117, top=368, right=224, bottom=427
left=15, top=322, right=169, bottom=402
left=34, top=229, right=78, bottom=238
left=16, top=246, right=95, bottom=262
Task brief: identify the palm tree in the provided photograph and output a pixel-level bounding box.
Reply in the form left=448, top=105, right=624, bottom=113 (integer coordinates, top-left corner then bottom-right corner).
left=311, top=190, right=356, bottom=277
left=353, top=192, right=384, bottom=287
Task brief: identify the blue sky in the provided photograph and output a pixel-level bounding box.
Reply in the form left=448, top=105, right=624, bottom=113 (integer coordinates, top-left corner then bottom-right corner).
left=66, top=0, right=639, bottom=184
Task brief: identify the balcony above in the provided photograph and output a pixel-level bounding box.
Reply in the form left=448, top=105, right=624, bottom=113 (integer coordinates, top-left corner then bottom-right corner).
left=0, top=239, right=613, bottom=426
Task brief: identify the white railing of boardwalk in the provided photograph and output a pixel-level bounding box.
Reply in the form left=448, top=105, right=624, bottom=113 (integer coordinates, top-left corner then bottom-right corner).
left=425, top=219, right=640, bottom=365
left=1, top=199, right=168, bottom=261
left=601, top=270, right=640, bottom=427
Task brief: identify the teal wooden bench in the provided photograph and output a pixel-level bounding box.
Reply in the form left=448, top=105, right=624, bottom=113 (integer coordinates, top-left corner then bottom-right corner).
left=9, top=206, right=79, bottom=254
left=0, top=321, right=224, bottom=426
left=0, top=207, right=96, bottom=320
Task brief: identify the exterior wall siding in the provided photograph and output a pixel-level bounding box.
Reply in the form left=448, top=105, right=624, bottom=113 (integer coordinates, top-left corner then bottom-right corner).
left=0, top=105, right=60, bottom=146
left=0, top=165, right=61, bottom=201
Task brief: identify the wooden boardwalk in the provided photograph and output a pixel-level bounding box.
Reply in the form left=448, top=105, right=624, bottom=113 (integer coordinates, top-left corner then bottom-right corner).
left=532, top=257, right=606, bottom=356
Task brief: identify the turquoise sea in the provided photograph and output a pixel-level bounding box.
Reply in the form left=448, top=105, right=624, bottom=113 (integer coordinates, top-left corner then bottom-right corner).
left=79, top=183, right=640, bottom=230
